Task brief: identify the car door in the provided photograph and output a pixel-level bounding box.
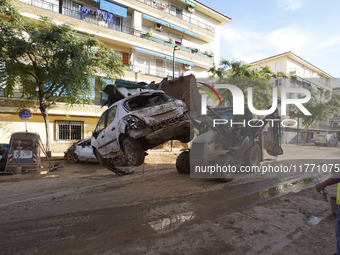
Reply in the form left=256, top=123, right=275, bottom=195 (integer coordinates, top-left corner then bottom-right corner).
left=92, top=110, right=111, bottom=156
left=77, top=139, right=96, bottom=161
left=103, top=105, right=120, bottom=153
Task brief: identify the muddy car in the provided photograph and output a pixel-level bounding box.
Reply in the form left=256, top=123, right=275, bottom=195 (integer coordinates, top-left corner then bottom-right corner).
left=64, top=138, right=97, bottom=164
left=5, top=132, right=41, bottom=173
left=91, top=90, right=190, bottom=167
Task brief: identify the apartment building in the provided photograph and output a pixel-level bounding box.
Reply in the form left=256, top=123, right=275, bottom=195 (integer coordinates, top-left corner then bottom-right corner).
left=0, top=0, right=230, bottom=153
left=251, top=51, right=335, bottom=143
left=329, top=86, right=340, bottom=139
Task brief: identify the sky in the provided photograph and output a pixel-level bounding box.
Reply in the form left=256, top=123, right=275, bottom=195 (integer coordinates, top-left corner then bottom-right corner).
left=199, top=0, right=340, bottom=78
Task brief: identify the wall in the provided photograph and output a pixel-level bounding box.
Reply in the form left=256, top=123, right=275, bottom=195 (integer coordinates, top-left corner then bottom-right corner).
left=0, top=112, right=100, bottom=154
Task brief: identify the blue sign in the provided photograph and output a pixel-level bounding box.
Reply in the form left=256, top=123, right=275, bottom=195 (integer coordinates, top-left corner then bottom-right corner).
left=19, top=109, right=32, bottom=120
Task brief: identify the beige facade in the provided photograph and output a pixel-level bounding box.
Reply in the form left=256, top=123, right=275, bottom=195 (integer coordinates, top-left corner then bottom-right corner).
left=329, top=86, right=340, bottom=138
left=251, top=51, right=335, bottom=143
left=251, top=51, right=333, bottom=92
left=0, top=0, right=230, bottom=153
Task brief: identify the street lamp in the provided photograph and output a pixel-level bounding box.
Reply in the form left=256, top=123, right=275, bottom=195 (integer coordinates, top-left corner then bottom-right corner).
left=171, top=45, right=180, bottom=152
left=172, top=45, right=180, bottom=79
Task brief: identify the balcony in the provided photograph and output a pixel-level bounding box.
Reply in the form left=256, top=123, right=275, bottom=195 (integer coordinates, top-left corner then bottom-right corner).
left=130, top=64, right=184, bottom=79
left=141, top=33, right=214, bottom=59
left=16, top=0, right=211, bottom=61
left=290, top=75, right=332, bottom=92
left=135, top=0, right=214, bottom=32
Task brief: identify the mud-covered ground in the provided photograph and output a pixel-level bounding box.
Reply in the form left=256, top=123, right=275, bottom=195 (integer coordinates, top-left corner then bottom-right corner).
left=0, top=144, right=339, bottom=255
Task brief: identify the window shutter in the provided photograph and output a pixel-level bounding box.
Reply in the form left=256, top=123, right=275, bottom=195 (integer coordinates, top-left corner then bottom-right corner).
left=122, top=53, right=129, bottom=65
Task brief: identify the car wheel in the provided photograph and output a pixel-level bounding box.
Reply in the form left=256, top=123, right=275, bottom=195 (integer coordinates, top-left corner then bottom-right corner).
left=66, top=151, right=79, bottom=164
left=244, top=143, right=261, bottom=166
left=122, top=137, right=145, bottom=166
left=176, top=151, right=190, bottom=174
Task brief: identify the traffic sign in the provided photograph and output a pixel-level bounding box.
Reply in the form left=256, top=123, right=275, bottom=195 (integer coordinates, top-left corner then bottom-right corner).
left=19, top=109, right=32, bottom=120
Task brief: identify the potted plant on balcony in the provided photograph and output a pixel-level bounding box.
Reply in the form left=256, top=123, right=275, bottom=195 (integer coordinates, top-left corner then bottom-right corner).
left=169, top=38, right=174, bottom=44
left=146, top=32, right=152, bottom=38
left=192, top=48, right=199, bottom=53
left=207, top=51, right=214, bottom=57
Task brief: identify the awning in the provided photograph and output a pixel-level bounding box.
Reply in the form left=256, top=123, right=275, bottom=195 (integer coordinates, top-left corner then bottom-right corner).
left=181, top=0, right=196, bottom=7
left=166, top=56, right=194, bottom=66
left=135, top=47, right=165, bottom=58
left=100, top=0, right=127, bottom=18
left=170, top=24, right=198, bottom=38
left=143, top=14, right=198, bottom=38
left=143, top=14, right=169, bottom=27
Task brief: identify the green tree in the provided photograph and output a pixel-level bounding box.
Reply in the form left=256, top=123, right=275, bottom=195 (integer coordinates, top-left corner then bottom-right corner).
left=0, top=7, right=125, bottom=155
left=209, top=60, right=287, bottom=111
left=294, top=90, right=340, bottom=144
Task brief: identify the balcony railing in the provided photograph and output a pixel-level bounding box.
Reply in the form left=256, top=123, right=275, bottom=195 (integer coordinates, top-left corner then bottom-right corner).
left=130, top=64, right=179, bottom=78
left=18, top=0, right=143, bottom=35
left=135, top=0, right=215, bottom=32
left=17, top=0, right=211, bottom=60
left=141, top=33, right=214, bottom=59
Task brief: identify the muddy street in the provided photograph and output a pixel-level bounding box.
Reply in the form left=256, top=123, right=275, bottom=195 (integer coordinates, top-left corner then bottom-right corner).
left=0, top=144, right=339, bottom=255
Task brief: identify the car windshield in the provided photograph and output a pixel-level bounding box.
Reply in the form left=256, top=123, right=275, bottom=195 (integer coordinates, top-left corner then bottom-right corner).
left=12, top=140, right=33, bottom=150
left=124, top=93, right=173, bottom=111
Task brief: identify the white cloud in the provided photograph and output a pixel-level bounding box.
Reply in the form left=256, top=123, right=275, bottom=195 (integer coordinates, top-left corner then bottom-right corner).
left=276, top=0, right=304, bottom=10
left=267, top=25, right=310, bottom=52
left=219, top=26, right=270, bottom=63
left=219, top=25, right=311, bottom=63
left=313, top=36, right=340, bottom=51
left=219, top=24, right=340, bottom=76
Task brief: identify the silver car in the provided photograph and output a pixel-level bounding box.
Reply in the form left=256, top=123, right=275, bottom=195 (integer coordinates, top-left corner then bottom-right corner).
left=91, top=90, right=190, bottom=167
left=314, top=134, right=338, bottom=146
left=64, top=138, right=97, bottom=163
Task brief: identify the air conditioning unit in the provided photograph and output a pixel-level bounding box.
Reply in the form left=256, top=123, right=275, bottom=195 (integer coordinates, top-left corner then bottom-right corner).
left=290, top=70, right=297, bottom=77
left=184, top=65, right=191, bottom=70
left=155, top=23, right=163, bottom=31
left=187, top=6, right=195, bottom=13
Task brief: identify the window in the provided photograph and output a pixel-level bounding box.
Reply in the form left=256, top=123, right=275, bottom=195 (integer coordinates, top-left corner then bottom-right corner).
left=107, top=105, right=117, bottom=124
left=63, top=0, right=81, bottom=19
left=56, top=121, right=83, bottom=140
left=124, top=93, right=172, bottom=110
left=95, top=112, right=107, bottom=135
left=156, top=59, right=165, bottom=77
left=275, top=79, right=282, bottom=86
left=169, top=3, right=183, bottom=18
left=275, top=61, right=282, bottom=72
left=101, top=78, right=112, bottom=106
left=89, top=77, right=95, bottom=100
left=122, top=52, right=130, bottom=65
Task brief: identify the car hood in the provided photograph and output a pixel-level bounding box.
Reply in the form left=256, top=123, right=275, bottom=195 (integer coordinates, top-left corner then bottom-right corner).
left=129, top=100, right=188, bottom=125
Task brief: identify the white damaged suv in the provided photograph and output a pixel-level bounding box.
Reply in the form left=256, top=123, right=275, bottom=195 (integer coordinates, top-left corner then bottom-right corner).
left=91, top=90, right=190, bottom=170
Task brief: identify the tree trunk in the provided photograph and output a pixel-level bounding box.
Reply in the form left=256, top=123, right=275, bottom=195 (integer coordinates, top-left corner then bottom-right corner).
left=303, top=129, right=309, bottom=145
left=40, top=107, right=52, bottom=158
left=302, top=121, right=313, bottom=145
